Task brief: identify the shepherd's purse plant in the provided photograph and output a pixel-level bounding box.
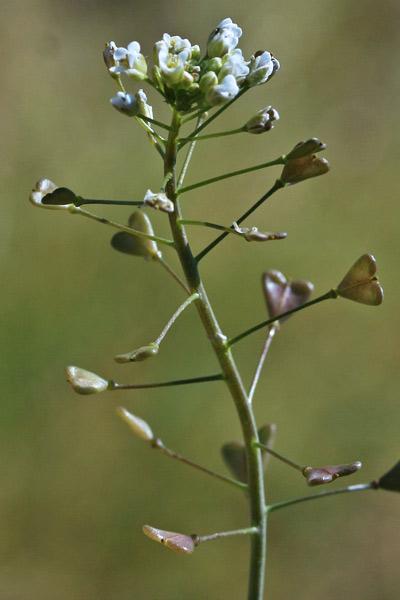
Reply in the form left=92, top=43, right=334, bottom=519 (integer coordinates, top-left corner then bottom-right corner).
left=30, top=18, right=398, bottom=600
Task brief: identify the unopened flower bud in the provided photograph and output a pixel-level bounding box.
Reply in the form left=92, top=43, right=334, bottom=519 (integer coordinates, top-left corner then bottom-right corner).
left=244, top=107, right=279, bottom=134
left=377, top=460, right=400, bottom=492
left=117, top=407, right=154, bottom=441
left=103, top=41, right=118, bottom=71
left=143, top=525, right=195, bottom=554
left=246, top=50, right=276, bottom=87
left=335, top=254, right=383, bottom=306
left=114, top=343, right=159, bottom=364
left=286, top=138, right=327, bottom=160
left=110, top=92, right=140, bottom=117
left=280, top=154, right=330, bottom=185
left=143, top=190, right=174, bottom=213
left=262, top=271, right=314, bottom=321
left=135, top=89, right=153, bottom=119
left=205, top=74, right=240, bottom=106
left=30, top=179, right=74, bottom=210
left=206, top=57, right=223, bottom=73
left=111, top=211, right=160, bottom=260
left=207, top=18, right=242, bottom=58
left=303, top=462, right=362, bottom=487
left=65, top=366, right=108, bottom=395
left=199, top=71, right=218, bottom=94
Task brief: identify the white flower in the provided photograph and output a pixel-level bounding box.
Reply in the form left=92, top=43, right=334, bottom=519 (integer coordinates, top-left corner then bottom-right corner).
left=218, top=49, right=249, bottom=84
left=154, top=39, right=189, bottom=86
left=162, top=33, right=192, bottom=54
left=207, top=18, right=242, bottom=58
left=110, top=41, right=148, bottom=80
left=110, top=92, right=140, bottom=116
left=205, top=74, right=239, bottom=106
left=246, top=51, right=278, bottom=87
left=143, top=190, right=174, bottom=213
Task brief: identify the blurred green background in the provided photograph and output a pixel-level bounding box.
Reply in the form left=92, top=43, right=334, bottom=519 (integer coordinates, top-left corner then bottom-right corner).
left=1, top=0, right=399, bottom=598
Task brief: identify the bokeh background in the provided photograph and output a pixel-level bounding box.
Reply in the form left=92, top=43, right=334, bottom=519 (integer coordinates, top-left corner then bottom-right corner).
left=1, top=1, right=399, bottom=598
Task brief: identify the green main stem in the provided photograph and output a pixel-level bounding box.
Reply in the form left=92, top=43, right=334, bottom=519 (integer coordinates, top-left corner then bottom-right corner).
left=165, top=109, right=267, bottom=600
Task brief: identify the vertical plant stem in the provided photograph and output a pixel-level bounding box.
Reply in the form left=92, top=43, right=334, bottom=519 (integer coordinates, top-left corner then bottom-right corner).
left=165, top=109, right=267, bottom=600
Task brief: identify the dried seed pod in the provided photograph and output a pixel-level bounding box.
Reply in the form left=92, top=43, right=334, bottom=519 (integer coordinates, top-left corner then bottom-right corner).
left=262, top=271, right=313, bottom=321
left=336, top=254, right=383, bottom=305
left=142, top=525, right=195, bottom=554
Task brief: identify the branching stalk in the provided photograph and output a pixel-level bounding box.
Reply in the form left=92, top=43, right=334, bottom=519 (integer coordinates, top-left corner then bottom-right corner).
left=152, top=438, right=248, bottom=491
left=267, top=482, right=376, bottom=513
left=164, top=108, right=267, bottom=600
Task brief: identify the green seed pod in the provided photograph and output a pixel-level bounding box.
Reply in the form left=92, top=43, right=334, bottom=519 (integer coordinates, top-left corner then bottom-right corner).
left=117, top=407, right=154, bottom=441
left=65, top=366, right=108, bottom=395
left=111, top=211, right=160, bottom=260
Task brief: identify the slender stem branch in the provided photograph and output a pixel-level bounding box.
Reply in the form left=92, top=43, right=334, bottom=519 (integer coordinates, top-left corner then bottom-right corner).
left=180, top=219, right=246, bottom=237
left=152, top=438, right=248, bottom=490
left=267, top=482, right=376, bottom=513
left=68, top=205, right=175, bottom=248
left=248, top=326, right=277, bottom=404
left=195, top=180, right=284, bottom=262
left=155, top=255, right=191, bottom=295
left=135, top=115, right=166, bottom=158
left=177, top=157, right=284, bottom=195
left=254, top=442, right=304, bottom=472
left=178, top=115, right=205, bottom=187
left=137, top=114, right=172, bottom=131
left=109, top=374, right=224, bottom=391
left=154, top=292, right=199, bottom=345
left=197, top=527, right=258, bottom=544
left=75, top=198, right=143, bottom=207
left=178, top=127, right=245, bottom=142
left=178, top=87, right=247, bottom=150
left=229, top=290, right=336, bottom=347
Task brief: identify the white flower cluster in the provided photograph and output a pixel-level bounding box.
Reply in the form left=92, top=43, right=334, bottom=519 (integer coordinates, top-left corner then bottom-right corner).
left=105, top=17, right=280, bottom=113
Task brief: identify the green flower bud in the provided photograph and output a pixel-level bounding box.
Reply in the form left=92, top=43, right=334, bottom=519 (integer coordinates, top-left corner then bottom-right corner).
left=206, top=57, right=222, bottom=73
left=65, top=366, right=108, bottom=395
left=199, top=71, right=218, bottom=94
